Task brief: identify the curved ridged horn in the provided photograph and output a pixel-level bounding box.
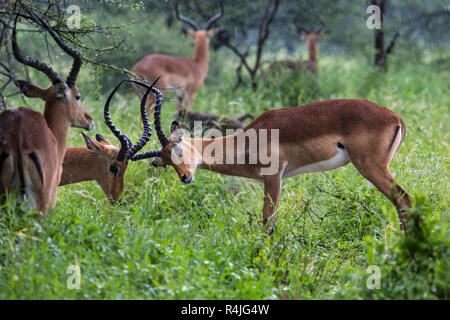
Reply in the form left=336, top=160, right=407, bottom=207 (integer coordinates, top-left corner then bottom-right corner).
left=204, top=1, right=224, bottom=30
left=124, top=77, right=161, bottom=159
left=11, top=14, right=63, bottom=85
left=296, top=25, right=311, bottom=34
left=130, top=149, right=162, bottom=161
left=151, top=85, right=170, bottom=148
left=175, top=3, right=200, bottom=31
left=315, top=27, right=325, bottom=34
left=127, top=78, right=170, bottom=161
left=25, top=8, right=82, bottom=87
left=104, top=80, right=133, bottom=161
left=135, top=79, right=169, bottom=148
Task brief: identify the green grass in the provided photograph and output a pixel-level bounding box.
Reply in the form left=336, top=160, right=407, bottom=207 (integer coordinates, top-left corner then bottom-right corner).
left=0, top=54, right=448, bottom=299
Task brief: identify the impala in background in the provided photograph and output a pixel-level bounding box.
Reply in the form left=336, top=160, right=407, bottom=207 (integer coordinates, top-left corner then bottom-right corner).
left=132, top=2, right=224, bottom=113
left=268, top=27, right=324, bottom=75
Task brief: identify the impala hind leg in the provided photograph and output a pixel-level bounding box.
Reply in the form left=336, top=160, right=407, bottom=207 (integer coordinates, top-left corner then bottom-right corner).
left=350, top=158, right=412, bottom=229
left=183, top=92, right=196, bottom=110
left=174, top=93, right=184, bottom=112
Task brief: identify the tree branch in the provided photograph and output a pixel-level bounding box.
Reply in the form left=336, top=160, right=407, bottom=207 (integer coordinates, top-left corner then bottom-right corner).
left=386, top=30, right=400, bottom=55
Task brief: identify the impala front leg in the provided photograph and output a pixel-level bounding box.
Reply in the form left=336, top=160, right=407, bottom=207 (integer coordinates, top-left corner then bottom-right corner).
left=184, top=92, right=196, bottom=110
left=263, top=174, right=282, bottom=233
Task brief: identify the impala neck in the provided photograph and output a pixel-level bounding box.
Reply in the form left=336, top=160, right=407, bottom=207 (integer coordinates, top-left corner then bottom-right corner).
left=44, top=101, right=71, bottom=162
left=306, top=40, right=319, bottom=62
left=60, top=148, right=100, bottom=185
left=186, top=134, right=248, bottom=174
left=193, top=35, right=210, bottom=77
left=308, top=49, right=318, bottom=62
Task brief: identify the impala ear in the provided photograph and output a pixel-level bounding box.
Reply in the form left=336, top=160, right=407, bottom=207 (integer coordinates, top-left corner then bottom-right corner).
left=184, top=28, right=196, bottom=37
left=53, top=82, right=68, bottom=99
left=95, top=134, right=106, bottom=142
left=152, top=157, right=167, bottom=168
left=170, top=121, right=180, bottom=133
left=82, top=132, right=103, bottom=156
left=206, top=28, right=216, bottom=37
left=170, top=121, right=184, bottom=142
left=15, top=80, right=47, bottom=100
left=95, top=133, right=113, bottom=145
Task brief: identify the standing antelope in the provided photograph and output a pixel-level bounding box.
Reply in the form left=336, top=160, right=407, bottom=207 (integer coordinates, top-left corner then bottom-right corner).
left=59, top=79, right=157, bottom=202
left=133, top=79, right=413, bottom=231
left=268, top=27, right=324, bottom=75
left=131, top=2, right=223, bottom=113
left=0, top=13, right=94, bottom=213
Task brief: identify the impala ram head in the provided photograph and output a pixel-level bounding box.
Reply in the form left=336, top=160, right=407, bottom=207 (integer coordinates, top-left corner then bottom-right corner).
left=151, top=121, right=200, bottom=184
left=93, top=78, right=159, bottom=201
left=82, top=133, right=128, bottom=201
left=11, top=11, right=94, bottom=131
left=297, top=26, right=325, bottom=55
left=176, top=1, right=224, bottom=39
left=126, top=80, right=199, bottom=184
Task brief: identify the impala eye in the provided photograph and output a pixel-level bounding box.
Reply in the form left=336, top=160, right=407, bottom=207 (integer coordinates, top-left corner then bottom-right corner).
left=109, top=164, right=120, bottom=176
left=75, top=95, right=81, bottom=101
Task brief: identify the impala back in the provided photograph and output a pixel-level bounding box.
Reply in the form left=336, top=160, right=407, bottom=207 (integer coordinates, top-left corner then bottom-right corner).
left=0, top=107, right=59, bottom=210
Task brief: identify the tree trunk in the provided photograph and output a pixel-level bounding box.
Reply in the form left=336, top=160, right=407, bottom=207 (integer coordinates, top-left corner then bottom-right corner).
left=374, top=0, right=387, bottom=71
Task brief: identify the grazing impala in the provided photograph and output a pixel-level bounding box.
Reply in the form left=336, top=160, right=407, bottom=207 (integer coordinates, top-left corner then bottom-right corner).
left=59, top=79, right=158, bottom=202
left=269, top=27, right=324, bottom=75
left=132, top=2, right=223, bottom=113
left=132, top=80, right=413, bottom=231
left=173, top=109, right=254, bottom=135
left=0, top=13, right=94, bottom=213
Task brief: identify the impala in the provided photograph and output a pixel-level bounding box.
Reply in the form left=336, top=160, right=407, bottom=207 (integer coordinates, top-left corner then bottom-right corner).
left=132, top=2, right=223, bottom=113
left=133, top=79, right=413, bottom=231
left=0, top=12, right=94, bottom=213
left=59, top=79, right=158, bottom=202
left=269, top=27, right=324, bottom=75
left=173, top=109, right=254, bottom=136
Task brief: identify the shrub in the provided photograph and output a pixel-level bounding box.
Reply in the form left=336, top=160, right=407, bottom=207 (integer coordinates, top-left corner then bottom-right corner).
left=332, top=194, right=449, bottom=299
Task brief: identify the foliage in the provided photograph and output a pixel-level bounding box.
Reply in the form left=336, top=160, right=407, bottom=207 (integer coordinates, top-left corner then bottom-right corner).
left=261, top=69, right=321, bottom=107
left=333, top=195, right=449, bottom=299
left=0, top=51, right=448, bottom=299
left=2, top=0, right=448, bottom=98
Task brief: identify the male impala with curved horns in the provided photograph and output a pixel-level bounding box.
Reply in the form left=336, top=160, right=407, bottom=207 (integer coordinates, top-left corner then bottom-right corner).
left=132, top=2, right=223, bottom=113
left=0, top=12, right=94, bottom=213
left=132, top=80, right=413, bottom=231
left=59, top=79, right=159, bottom=202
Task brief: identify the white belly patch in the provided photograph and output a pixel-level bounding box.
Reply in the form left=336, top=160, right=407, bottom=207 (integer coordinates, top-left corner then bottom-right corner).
left=282, top=147, right=350, bottom=180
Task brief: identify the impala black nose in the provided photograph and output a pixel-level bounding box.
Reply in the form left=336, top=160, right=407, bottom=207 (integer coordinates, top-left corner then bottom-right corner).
left=181, top=174, right=194, bottom=184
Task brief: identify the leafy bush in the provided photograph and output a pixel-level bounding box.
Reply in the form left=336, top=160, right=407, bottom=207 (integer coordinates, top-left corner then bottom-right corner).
left=333, top=195, right=449, bottom=299
left=260, top=69, right=322, bottom=107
